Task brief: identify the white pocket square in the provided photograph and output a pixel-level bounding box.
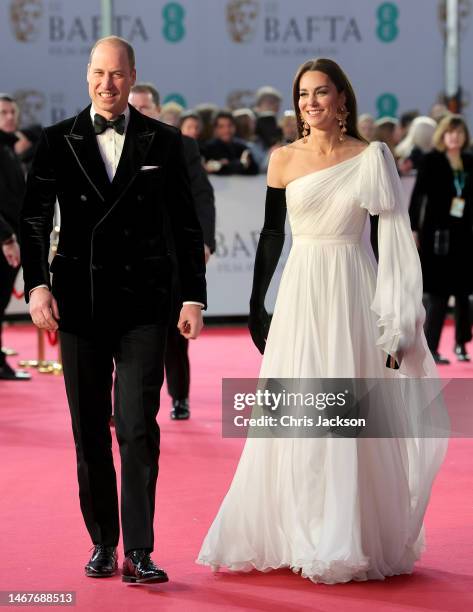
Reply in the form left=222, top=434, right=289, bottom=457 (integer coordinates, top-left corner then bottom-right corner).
left=140, top=165, right=161, bottom=171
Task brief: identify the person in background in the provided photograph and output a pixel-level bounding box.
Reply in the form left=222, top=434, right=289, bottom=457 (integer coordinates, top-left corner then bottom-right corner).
left=180, top=111, right=202, bottom=141
left=0, top=94, right=30, bottom=380
left=279, top=110, right=298, bottom=144
left=409, top=114, right=473, bottom=364
left=129, top=84, right=216, bottom=419
left=233, top=107, right=269, bottom=172
left=430, top=102, right=449, bottom=124
left=398, top=110, right=419, bottom=142
left=254, top=85, right=282, bottom=117
left=374, top=116, right=401, bottom=157
left=194, top=103, right=219, bottom=144
left=395, top=116, right=437, bottom=175
left=202, top=111, right=259, bottom=175
left=253, top=86, right=283, bottom=150
left=159, top=101, right=183, bottom=128
left=357, top=113, right=376, bottom=142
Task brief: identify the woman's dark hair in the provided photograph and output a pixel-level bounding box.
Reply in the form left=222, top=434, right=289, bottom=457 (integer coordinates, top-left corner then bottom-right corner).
left=433, top=114, right=471, bottom=152
left=292, top=58, right=364, bottom=141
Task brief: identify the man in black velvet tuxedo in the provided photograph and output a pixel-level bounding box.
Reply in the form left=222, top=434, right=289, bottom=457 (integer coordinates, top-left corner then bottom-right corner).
left=20, top=36, right=206, bottom=584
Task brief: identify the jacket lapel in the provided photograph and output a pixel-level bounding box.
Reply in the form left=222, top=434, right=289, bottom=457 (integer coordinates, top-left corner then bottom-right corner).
left=64, top=105, right=111, bottom=202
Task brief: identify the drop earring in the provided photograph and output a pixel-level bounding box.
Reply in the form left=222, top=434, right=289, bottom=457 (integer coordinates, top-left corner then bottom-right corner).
left=301, top=117, right=310, bottom=143
left=337, top=106, right=348, bottom=142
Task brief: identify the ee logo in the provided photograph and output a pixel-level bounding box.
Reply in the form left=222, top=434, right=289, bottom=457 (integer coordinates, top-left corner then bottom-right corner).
left=162, top=2, right=186, bottom=43
left=376, top=93, right=399, bottom=118
left=163, top=93, right=187, bottom=108
left=376, top=2, right=399, bottom=43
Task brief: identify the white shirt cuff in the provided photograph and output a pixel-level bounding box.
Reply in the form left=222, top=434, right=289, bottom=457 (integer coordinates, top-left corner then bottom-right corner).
left=183, top=301, right=205, bottom=309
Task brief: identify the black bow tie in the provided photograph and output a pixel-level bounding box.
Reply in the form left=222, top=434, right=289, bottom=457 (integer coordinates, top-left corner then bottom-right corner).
left=93, top=113, right=125, bottom=135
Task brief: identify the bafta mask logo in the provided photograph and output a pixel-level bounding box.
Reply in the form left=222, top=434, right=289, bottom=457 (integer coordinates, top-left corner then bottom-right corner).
left=226, top=0, right=259, bottom=43
left=14, top=89, right=45, bottom=125
left=438, top=0, right=471, bottom=37
left=226, top=90, right=255, bottom=110
left=10, top=0, right=43, bottom=42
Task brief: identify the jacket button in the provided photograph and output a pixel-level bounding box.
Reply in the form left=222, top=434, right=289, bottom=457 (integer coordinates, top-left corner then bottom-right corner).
left=137, top=194, right=144, bottom=201
left=124, top=264, right=131, bottom=272
left=80, top=194, right=87, bottom=202
left=91, top=264, right=102, bottom=271
left=124, top=229, right=131, bottom=237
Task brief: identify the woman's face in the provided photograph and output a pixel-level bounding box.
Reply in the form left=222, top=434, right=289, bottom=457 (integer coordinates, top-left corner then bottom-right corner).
left=443, top=127, right=466, bottom=151
left=181, top=117, right=200, bottom=139
left=298, top=70, right=344, bottom=134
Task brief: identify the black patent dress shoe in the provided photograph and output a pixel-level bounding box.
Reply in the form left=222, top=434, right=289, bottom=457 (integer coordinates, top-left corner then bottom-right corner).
left=0, top=362, right=31, bottom=380
left=433, top=352, right=451, bottom=365
left=85, top=545, right=118, bottom=577
left=122, top=549, right=169, bottom=584
left=170, top=398, right=190, bottom=420
left=454, top=344, right=471, bottom=362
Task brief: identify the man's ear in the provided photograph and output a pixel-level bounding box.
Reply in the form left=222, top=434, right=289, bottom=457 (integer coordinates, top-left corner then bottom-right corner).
left=131, top=68, right=137, bottom=86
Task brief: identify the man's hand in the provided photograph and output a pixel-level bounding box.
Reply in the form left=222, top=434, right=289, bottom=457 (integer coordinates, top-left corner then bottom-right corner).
left=2, top=239, right=20, bottom=267
left=177, top=304, right=203, bottom=339
left=204, top=244, right=211, bottom=264
left=29, top=287, right=60, bottom=331
left=14, top=131, right=32, bottom=156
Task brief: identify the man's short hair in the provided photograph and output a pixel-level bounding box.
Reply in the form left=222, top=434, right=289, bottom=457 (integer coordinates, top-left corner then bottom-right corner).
left=89, top=35, right=135, bottom=70
left=214, top=110, right=235, bottom=127
left=130, top=83, right=160, bottom=108
left=0, top=93, right=17, bottom=104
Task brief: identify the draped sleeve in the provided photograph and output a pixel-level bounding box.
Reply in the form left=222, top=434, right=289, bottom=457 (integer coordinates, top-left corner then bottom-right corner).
left=358, top=141, right=432, bottom=377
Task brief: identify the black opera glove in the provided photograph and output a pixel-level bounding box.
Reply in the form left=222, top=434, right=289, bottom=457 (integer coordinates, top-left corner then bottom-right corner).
left=249, top=186, right=287, bottom=354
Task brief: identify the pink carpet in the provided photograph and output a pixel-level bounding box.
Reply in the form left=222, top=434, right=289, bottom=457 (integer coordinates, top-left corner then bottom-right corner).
left=0, top=321, right=472, bottom=611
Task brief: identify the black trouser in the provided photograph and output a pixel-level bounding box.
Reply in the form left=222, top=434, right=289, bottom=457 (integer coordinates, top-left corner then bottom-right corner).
left=164, top=323, right=190, bottom=401
left=0, top=256, right=19, bottom=366
left=60, top=323, right=166, bottom=554
left=425, top=293, right=472, bottom=353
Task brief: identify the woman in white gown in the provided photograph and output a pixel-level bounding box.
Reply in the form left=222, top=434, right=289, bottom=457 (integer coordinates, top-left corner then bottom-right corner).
left=197, top=59, right=447, bottom=584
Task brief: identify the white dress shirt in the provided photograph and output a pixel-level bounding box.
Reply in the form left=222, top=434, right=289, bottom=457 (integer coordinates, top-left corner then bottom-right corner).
left=90, top=105, right=128, bottom=181
left=32, top=105, right=204, bottom=309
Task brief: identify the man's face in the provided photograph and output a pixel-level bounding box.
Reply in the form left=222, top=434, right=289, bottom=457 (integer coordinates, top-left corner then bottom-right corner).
left=257, top=95, right=280, bottom=115
left=128, top=91, right=160, bottom=119
left=87, top=42, right=136, bottom=119
left=0, top=100, right=19, bottom=133
left=215, top=118, right=235, bottom=142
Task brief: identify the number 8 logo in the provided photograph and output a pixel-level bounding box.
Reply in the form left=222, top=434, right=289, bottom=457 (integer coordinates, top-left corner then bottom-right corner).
left=162, top=2, right=186, bottom=43
left=376, top=2, right=399, bottom=42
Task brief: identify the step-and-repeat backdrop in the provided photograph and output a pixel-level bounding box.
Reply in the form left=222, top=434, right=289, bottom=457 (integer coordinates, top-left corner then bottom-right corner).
left=1, top=0, right=471, bottom=316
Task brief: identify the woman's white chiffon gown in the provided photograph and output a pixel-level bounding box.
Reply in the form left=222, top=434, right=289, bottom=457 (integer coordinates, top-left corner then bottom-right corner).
left=196, top=142, right=447, bottom=584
